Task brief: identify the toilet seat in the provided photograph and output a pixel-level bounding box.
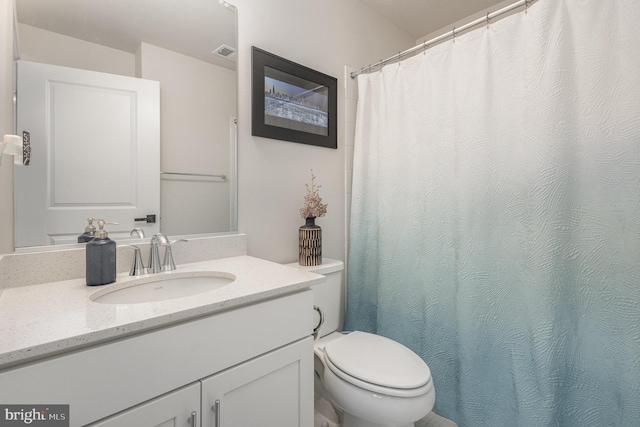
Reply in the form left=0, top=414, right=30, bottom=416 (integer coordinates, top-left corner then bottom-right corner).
left=323, top=331, right=433, bottom=398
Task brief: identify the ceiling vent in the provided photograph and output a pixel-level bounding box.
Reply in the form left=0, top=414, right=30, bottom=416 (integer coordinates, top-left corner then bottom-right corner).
left=213, top=44, right=237, bottom=60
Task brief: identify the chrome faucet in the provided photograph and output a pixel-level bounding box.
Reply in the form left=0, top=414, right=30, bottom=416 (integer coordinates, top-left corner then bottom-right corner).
left=148, top=234, right=188, bottom=273
left=148, top=233, right=169, bottom=274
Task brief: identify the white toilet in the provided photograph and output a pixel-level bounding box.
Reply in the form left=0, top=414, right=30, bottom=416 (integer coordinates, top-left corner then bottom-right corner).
left=288, top=259, right=435, bottom=427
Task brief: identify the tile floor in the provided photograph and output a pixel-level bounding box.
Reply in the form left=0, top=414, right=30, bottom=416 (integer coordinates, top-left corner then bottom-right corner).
left=416, top=412, right=458, bottom=427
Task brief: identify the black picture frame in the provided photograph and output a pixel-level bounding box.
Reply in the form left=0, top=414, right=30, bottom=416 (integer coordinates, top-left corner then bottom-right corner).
left=252, top=47, right=337, bottom=149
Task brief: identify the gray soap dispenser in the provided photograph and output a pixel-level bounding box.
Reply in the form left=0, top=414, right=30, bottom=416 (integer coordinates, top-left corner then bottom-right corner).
left=78, top=217, right=97, bottom=243
left=86, top=220, right=117, bottom=286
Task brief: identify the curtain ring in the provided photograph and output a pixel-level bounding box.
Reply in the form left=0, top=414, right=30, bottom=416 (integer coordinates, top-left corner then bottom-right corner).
left=525, top=0, right=530, bottom=13
left=452, top=26, right=456, bottom=42
left=486, top=12, right=491, bottom=28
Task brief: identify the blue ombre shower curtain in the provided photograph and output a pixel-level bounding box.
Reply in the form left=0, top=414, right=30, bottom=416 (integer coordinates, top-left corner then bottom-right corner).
left=345, top=1, right=640, bottom=426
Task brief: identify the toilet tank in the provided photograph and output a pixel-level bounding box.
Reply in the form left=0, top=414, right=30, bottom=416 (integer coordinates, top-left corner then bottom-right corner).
left=286, top=259, right=344, bottom=338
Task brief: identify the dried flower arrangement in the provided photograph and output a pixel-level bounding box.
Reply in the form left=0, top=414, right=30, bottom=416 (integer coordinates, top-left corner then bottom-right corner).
left=300, top=170, right=328, bottom=219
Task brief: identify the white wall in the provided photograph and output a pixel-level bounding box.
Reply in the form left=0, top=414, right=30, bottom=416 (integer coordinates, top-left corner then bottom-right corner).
left=233, top=0, right=413, bottom=263
left=18, top=24, right=135, bottom=76
left=137, top=43, right=236, bottom=235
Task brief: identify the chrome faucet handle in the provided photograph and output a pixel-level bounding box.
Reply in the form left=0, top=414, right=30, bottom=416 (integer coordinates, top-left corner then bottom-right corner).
left=122, top=244, right=149, bottom=276
left=148, top=233, right=169, bottom=273
left=162, top=239, right=188, bottom=272
left=130, top=245, right=149, bottom=276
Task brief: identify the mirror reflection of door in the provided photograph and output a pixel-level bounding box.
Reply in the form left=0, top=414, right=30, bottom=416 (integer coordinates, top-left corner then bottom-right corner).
left=15, top=60, right=161, bottom=247
left=13, top=0, right=238, bottom=248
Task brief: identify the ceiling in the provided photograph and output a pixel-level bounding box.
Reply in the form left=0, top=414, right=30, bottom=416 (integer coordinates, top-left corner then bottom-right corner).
left=358, top=0, right=514, bottom=40
left=15, top=0, right=515, bottom=69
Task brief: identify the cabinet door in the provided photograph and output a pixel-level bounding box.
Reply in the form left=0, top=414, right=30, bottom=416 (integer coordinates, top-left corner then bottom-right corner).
left=88, top=383, right=199, bottom=427
left=201, top=337, right=314, bottom=427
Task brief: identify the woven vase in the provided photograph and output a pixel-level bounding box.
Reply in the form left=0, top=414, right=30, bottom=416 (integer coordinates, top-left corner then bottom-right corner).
left=299, top=217, right=322, bottom=266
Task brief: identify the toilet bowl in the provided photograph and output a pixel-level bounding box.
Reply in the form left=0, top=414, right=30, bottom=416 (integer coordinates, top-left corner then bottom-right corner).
left=287, top=259, right=435, bottom=427
left=315, top=331, right=435, bottom=427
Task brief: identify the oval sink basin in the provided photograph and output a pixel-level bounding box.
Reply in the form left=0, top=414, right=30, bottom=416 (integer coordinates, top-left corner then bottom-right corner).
left=91, top=272, right=236, bottom=304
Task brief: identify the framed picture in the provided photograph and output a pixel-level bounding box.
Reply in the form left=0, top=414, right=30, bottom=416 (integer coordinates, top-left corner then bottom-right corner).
left=252, top=47, right=337, bottom=149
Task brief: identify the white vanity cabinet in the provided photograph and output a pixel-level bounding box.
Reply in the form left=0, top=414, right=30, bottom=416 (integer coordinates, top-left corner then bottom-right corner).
left=0, top=290, right=314, bottom=427
left=89, top=338, right=312, bottom=427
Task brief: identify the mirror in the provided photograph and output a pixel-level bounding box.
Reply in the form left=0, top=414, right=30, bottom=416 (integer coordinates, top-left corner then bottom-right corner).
left=13, top=0, right=238, bottom=248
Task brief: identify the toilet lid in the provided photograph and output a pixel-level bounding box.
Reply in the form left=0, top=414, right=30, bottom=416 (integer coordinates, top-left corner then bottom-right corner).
left=324, top=331, right=431, bottom=389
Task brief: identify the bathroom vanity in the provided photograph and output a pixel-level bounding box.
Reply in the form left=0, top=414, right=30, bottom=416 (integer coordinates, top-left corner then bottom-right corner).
left=0, top=235, right=322, bottom=426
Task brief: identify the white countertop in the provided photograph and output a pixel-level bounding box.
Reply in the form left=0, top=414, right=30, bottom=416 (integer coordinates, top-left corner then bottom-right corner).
left=0, top=255, right=324, bottom=369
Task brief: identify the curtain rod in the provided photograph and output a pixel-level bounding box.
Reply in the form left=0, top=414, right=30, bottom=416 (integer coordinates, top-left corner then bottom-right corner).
left=351, top=0, right=533, bottom=79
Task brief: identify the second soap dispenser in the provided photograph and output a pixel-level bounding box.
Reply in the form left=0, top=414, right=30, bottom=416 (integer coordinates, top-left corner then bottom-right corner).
left=86, top=220, right=116, bottom=286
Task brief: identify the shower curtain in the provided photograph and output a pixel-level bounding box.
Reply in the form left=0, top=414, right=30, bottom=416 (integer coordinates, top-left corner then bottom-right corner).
left=345, top=1, right=640, bottom=426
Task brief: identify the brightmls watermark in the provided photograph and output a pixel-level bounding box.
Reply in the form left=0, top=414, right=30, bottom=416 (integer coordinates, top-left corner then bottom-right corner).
left=0, top=406, right=68, bottom=426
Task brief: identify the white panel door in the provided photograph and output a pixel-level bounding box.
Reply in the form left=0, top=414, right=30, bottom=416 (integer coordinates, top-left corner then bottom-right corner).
left=15, top=60, right=160, bottom=247
left=201, top=337, right=314, bottom=427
